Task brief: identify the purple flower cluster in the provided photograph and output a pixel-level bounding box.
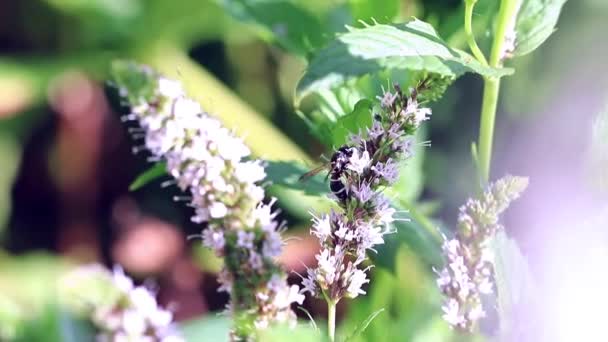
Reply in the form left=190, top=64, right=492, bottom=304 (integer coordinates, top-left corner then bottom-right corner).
left=302, top=84, right=431, bottom=303
left=436, top=175, right=528, bottom=331
left=113, top=62, right=302, bottom=340
left=62, top=264, right=182, bottom=342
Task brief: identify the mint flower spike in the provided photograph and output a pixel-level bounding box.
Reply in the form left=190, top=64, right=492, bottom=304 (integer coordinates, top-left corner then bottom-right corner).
left=303, top=83, right=432, bottom=304
left=61, top=264, right=183, bottom=342
left=436, top=175, right=528, bottom=331
left=111, top=62, right=303, bottom=341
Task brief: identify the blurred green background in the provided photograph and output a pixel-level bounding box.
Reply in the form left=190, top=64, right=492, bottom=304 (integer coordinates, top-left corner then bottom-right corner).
left=0, top=0, right=607, bottom=340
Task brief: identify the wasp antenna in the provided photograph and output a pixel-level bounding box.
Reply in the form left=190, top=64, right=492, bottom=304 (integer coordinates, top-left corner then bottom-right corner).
left=186, top=233, right=204, bottom=241
left=161, top=180, right=176, bottom=188
left=172, top=196, right=191, bottom=202
left=283, top=236, right=302, bottom=243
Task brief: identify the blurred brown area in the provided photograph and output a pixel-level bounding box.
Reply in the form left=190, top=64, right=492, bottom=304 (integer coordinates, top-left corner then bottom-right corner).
left=0, top=0, right=323, bottom=321
left=3, top=69, right=208, bottom=319
left=1, top=69, right=319, bottom=321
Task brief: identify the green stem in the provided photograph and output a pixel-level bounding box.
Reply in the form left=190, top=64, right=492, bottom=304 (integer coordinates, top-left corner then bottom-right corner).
left=464, top=0, right=488, bottom=66
left=477, top=77, right=500, bottom=183
left=327, top=300, right=336, bottom=342
left=489, top=0, right=521, bottom=67
left=476, top=0, right=520, bottom=183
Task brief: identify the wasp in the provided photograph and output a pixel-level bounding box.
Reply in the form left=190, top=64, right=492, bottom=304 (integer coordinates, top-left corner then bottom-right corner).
left=299, top=146, right=355, bottom=202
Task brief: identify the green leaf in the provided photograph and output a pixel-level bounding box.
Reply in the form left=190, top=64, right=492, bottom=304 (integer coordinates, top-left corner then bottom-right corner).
left=588, top=101, right=608, bottom=192
left=0, top=252, right=68, bottom=317
left=296, top=82, right=367, bottom=146
left=349, top=0, right=400, bottom=23
left=329, top=98, right=373, bottom=146
left=57, top=311, right=96, bottom=342
left=180, top=315, right=231, bottom=342
left=14, top=306, right=61, bottom=342
left=296, top=19, right=513, bottom=100
left=265, top=160, right=328, bottom=197
left=217, top=0, right=327, bottom=56
left=259, top=323, right=323, bottom=342
left=129, top=162, right=167, bottom=191
left=340, top=261, right=445, bottom=342
left=110, top=60, right=159, bottom=105
left=371, top=206, right=442, bottom=271
left=343, top=308, right=385, bottom=342
left=491, top=231, right=536, bottom=336
left=14, top=304, right=95, bottom=342
left=384, top=127, right=427, bottom=203
left=513, top=0, right=568, bottom=57
left=296, top=70, right=433, bottom=147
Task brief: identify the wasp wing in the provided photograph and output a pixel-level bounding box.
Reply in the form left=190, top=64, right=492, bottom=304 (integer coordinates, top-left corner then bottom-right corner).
left=298, top=164, right=329, bottom=182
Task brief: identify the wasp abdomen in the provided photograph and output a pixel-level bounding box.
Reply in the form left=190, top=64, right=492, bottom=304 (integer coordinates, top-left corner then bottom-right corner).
left=329, top=172, right=348, bottom=202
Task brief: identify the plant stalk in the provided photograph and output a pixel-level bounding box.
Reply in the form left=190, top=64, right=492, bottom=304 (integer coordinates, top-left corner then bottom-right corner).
left=478, top=77, right=500, bottom=184
left=476, top=0, right=520, bottom=183
left=328, top=300, right=336, bottom=342
left=464, top=0, right=488, bottom=66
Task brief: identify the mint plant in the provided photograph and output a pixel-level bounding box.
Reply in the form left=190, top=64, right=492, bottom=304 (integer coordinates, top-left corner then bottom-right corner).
left=110, top=62, right=303, bottom=340
left=301, top=84, right=432, bottom=341
left=104, top=0, right=568, bottom=340
left=61, top=264, right=183, bottom=341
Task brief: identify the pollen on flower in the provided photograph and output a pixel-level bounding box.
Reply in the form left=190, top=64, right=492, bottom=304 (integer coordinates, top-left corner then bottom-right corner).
left=346, top=149, right=371, bottom=174
left=345, top=268, right=370, bottom=298
left=311, top=213, right=332, bottom=241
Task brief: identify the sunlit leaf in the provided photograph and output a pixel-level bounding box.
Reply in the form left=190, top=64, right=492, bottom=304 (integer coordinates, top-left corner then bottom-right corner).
left=492, top=231, right=536, bottom=336
left=296, top=19, right=513, bottom=101
left=180, top=315, right=231, bottom=342
left=42, top=0, right=142, bottom=19
left=14, top=304, right=95, bottom=342
left=110, top=60, right=158, bottom=105
left=0, top=252, right=67, bottom=315
left=306, top=71, right=440, bottom=144
left=296, top=82, right=367, bottom=146
left=57, top=311, right=96, bottom=342
left=217, top=0, right=327, bottom=56
left=513, top=0, right=568, bottom=57
left=265, top=160, right=328, bottom=197
left=586, top=93, right=608, bottom=192
left=384, top=127, right=427, bottom=203
left=129, top=162, right=167, bottom=191
left=343, top=308, right=385, bottom=342
left=329, top=98, right=373, bottom=146
left=259, top=323, right=322, bottom=341
left=349, top=0, right=400, bottom=23
left=0, top=296, right=24, bottom=341
left=371, top=205, right=443, bottom=271
left=340, top=260, right=445, bottom=342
